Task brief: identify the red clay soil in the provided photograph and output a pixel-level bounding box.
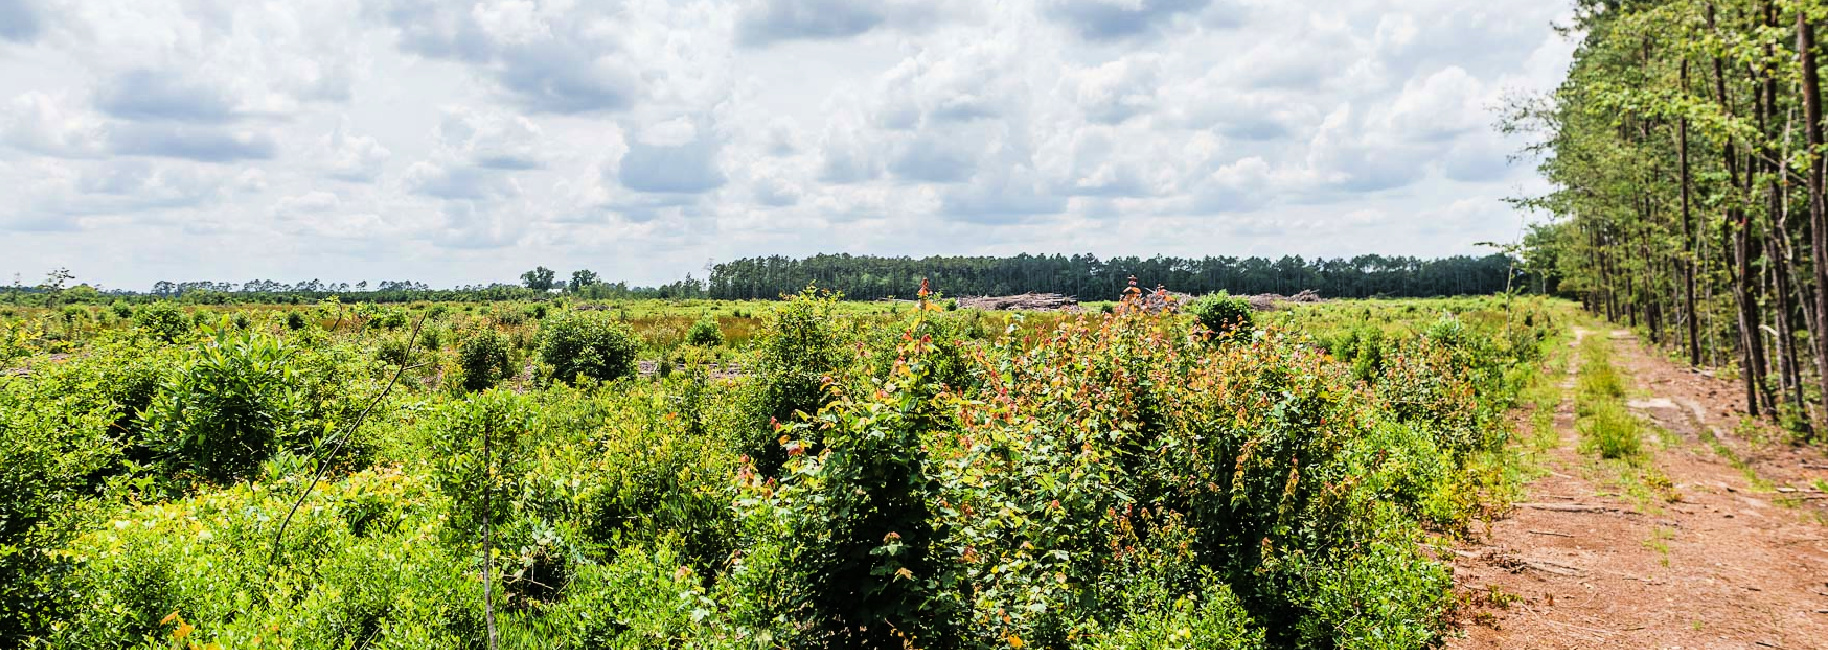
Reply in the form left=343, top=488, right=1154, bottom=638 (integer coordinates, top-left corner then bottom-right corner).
left=1448, top=328, right=1829, bottom=650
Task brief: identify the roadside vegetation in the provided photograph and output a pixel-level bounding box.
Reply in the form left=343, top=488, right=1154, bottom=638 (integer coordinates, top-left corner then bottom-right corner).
left=0, top=288, right=1565, bottom=649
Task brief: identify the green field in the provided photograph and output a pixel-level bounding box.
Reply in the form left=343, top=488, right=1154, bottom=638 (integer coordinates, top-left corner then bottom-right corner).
left=2, top=292, right=1569, bottom=649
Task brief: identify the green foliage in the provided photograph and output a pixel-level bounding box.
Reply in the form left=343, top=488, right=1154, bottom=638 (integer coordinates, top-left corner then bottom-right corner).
left=0, top=296, right=1562, bottom=648
left=132, top=301, right=189, bottom=342
left=521, top=266, right=557, bottom=292
left=141, top=330, right=303, bottom=487
left=685, top=315, right=724, bottom=347
left=1575, top=336, right=1641, bottom=461
left=501, top=543, right=715, bottom=648
left=458, top=328, right=514, bottom=392
left=425, top=389, right=537, bottom=544
left=537, top=311, right=640, bottom=385
left=0, top=370, right=119, bottom=641
left=1187, top=291, right=1255, bottom=336
left=1579, top=403, right=1642, bottom=460
left=737, top=288, right=849, bottom=476
left=733, top=312, right=949, bottom=647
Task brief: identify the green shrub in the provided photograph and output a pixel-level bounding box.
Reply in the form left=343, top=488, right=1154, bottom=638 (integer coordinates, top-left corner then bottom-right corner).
left=738, top=288, right=848, bottom=476
left=372, top=309, right=409, bottom=330
left=285, top=311, right=309, bottom=331
left=418, top=325, right=444, bottom=352
left=109, top=300, right=133, bottom=318
left=458, top=327, right=514, bottom=391
left=1074, top=579, right=1261, bottom=650
left=502, top=543, right=716, bottom=648
left=376, top=334, right=414, bottom=366
left=537, top=311, right=640, bottom=385
left=1186, top=291, right=1255, bottom=336
left=133, top=300, right=189, bottom=342
left=735, top=317, right=947, bottom=647
left=0, top=371, right=119, bottom=641
left=141, top=330, right=302, bottom=487
left=424, top=389, right=537, bottom=545
left=685, top=315, right=724, bottom=347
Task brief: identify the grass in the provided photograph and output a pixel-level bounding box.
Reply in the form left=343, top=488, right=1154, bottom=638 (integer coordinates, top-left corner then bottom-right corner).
left=1574, top=336, right=1641, bottom=462
left=1641, top=525, right=1675, bottom=566
left=1696, top=423, right=1774, bottom=492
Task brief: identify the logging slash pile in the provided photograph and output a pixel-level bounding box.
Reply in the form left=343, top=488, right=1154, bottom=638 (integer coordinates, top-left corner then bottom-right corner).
left=955, top=292, right=1081, bottom=311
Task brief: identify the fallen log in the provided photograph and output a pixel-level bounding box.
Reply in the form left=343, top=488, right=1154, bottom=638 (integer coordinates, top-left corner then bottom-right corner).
left=1516, top=502, right=1622, bottom=513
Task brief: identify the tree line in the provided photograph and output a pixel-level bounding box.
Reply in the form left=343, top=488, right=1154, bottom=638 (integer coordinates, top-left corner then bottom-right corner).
left=7, top=252, right=1529, bottom=309
left=704, top=252, right=1528, bottom=300
left=1511, top=0, right=1824, bottom=426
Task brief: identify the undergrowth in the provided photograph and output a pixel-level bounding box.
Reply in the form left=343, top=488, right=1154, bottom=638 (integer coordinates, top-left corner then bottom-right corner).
left=0, top=292, right=1567, bottom=649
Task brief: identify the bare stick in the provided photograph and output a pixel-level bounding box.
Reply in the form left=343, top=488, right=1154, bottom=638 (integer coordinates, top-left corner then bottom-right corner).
left=265, top=312, right=428, bottom=575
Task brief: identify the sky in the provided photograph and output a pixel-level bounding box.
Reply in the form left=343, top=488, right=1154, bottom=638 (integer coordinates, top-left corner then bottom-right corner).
left=0, top=0, right=1577, bottom=291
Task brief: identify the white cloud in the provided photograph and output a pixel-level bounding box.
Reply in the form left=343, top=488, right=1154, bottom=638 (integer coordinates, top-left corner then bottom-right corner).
left=0, top=0, right=1575, bottom=289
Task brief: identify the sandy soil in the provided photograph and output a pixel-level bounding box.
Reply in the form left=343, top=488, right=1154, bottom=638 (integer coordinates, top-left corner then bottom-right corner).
left=1448, top=328, right=1829, bottom=650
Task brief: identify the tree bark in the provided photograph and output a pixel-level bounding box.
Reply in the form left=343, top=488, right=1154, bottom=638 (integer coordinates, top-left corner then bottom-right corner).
left=1798, top=8, right=1828, bottom=380
left=1681, top=59, right=1701, bottom=366
left=1712, top=2, right=1771, bottom=415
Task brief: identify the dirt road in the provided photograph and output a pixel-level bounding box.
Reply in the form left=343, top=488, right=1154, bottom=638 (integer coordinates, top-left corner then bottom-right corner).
left=1449, top=328, right=1828, bottom=649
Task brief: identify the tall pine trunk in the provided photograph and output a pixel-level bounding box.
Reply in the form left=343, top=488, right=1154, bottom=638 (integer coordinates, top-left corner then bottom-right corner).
left=1680, top=60, right=1701, bottom=366
left=1798, top=9, right=1828, bottom=380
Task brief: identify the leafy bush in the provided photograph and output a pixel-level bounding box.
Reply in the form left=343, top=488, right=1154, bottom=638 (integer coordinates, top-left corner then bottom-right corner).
left=372, top=309, right=409, bottom=330
left=1187, top=291, right=1255, bottom=336
left=458, top=328, right=515, bottom=391
left=494, top=309, right=528, bottom=327
left=537, top=311, right=640, bottom=385
left=0, top=296, right=1558, bottom=648
left=0, top=371, right=119, bottom=641
left=685, top=315, right=724, bottom=347
left=376, top=335, right=414, bottom=367
left=735, top=316, right=948, bottom=646
left=737, top=288, right=849, bottom=476
left=133, top=301, right=189, bottom=342
left=140, top=330, right=302, bottom=487
left=285, top=311, right=309, bottom=331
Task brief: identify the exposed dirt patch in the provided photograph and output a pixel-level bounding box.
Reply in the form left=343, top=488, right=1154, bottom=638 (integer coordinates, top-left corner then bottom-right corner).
left=1448, top=329, right=1829, bottom=650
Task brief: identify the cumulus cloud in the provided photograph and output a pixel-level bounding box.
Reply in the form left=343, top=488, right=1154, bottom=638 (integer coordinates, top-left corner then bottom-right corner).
left=323, top=124, right=391, bottom=182
left=1, top=92, right=108, bottom=157
left=374, top=0, right=640, bottom=114
left=1064, top=56, right=1160, bottom=124
left=0, top=0, right=1575, bottom=287
left=94, top=70, right=244, bottom=124
left=618, top=118, right=726, bottom=194
left=1041, top=0, right=1209, bottom=40
left=737, top=0, right=885, bottom=46
left=109, top=125, right=279, bottom=162
left=0, top=0, right=43, bottom=42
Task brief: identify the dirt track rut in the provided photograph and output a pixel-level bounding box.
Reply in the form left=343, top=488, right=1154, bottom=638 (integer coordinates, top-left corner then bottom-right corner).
left=1448, top=328, right=1828, bottom=650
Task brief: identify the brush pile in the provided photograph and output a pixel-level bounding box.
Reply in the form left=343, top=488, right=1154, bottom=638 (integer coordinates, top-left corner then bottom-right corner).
left=1247, top=289, right=1325, bottom=311
left=956, top=292, right=1079, bottom=311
